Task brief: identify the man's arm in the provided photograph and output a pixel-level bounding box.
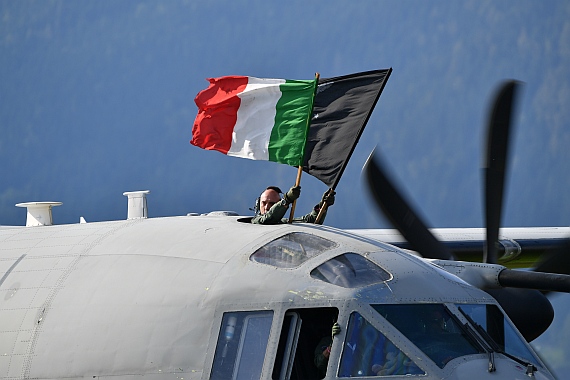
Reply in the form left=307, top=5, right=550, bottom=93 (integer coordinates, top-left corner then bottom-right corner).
left=290, top=205, right=324, bottom=224
left=298, top=190, right=334, bottom=224
left=251, top=199, right=289, bottom=225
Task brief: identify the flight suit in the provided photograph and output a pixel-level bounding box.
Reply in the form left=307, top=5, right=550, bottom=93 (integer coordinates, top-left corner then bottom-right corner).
left=251, top=199, right=326, bottom=225
left=314, top=336, right=333, bottom=378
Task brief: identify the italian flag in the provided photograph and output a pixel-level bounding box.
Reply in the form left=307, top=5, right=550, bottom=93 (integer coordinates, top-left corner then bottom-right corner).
left=191, top=76, right=317, bottom=166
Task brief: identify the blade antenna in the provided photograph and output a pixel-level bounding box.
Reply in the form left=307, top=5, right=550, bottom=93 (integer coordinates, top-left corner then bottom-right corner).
left=483, top=80, right=521, bottom=263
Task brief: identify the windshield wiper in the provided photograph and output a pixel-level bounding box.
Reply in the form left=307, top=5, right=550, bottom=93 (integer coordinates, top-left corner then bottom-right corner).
left=456, top=306, right=537, bottom=375
left=443, top=305, right=495, bottom=372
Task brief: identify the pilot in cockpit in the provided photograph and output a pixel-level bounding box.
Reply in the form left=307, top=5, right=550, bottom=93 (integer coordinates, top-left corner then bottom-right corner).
left=251, top=185, right=335, bottom=225
left=314, top=322, right=341, bottom=378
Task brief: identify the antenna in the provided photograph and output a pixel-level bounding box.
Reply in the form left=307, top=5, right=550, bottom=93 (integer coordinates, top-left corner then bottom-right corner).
left=123, top=190, right=150, bottom=220
left=15, top=201, right=62, bottom=227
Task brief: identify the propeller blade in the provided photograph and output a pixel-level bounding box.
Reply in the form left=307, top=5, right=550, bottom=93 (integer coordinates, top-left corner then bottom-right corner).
left=480, top=81, right=562, bottom=341
left=364, top=149, right=453, bottom=260
left=483, top=80, right=521, bottom=264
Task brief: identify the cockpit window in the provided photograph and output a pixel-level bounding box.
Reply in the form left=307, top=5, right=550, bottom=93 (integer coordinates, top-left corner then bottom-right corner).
left=457, top=304, right=542, bottom=368
left=339, top=312, right=425, bottom=377
left=250, top=232, right=337, bottom=268
left=372, top=304, right=482, bottom=368
left=210, top=311, right=273, bottom=380
left=311, top=253, right=391, bottom=288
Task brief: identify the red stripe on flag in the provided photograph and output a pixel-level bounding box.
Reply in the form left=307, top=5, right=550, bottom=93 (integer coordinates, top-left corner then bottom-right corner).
left=191, top=76, right=249, bottom=154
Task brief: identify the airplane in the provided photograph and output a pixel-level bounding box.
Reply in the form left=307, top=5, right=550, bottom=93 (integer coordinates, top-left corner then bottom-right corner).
left=1, top=81, right=569, bottom=380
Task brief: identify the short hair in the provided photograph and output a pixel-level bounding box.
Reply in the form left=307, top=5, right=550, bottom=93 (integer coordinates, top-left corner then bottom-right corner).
left=265, top=186, right=283, bottom=194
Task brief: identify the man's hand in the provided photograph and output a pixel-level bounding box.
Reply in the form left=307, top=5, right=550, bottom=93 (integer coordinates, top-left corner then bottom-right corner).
left=331, top=322, right=340, bottom=339
left=284, top=185, right=301, bottom=204
left=321, top=189, right=336, bottom=207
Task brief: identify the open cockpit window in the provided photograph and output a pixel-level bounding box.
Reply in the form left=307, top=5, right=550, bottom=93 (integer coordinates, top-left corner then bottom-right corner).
left=251, top=232, right=337, bottom=268
left=339, top=312, right=424, bottom=377
left=311, top=253, right=391, bottom=288
left=372, top=304, right=482, bottom=368
left=210, top=311, right=273, bottom=380
left=272, top=307, right=339, bottom=380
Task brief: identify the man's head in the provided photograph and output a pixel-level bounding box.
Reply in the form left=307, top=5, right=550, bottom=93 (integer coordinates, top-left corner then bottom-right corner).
left=425, top=309, right=446, bottom=332
left=259, top=186, right=282, bottom=214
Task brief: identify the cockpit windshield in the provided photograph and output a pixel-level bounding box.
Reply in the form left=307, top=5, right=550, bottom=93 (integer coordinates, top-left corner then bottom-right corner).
left=371, top=303, right=543, bottom=370
left=372, top=304, right=482, bottom=368
left=250, top=232, right=337, bottom=268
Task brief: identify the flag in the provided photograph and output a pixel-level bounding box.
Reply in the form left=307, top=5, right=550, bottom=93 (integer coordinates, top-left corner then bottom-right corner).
left=191, top=76, right=317, bottom=167
left=303, top=69, right=392, bottom=188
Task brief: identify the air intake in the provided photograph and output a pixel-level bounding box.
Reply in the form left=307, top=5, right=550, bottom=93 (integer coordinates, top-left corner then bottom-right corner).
left=123, top=190, right=150, bottom=220
left=15, top=202, right=62, bottom=227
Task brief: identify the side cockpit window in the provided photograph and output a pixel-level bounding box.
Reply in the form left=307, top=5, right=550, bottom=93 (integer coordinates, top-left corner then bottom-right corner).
left=210, top=311, right=273, bottom=380
left=339, top=312, right=424, bottom=377
left=457, top=304, right=542, bottom=369
left=311, top=253, right=391, bottom=288
left=251, top=232, right=337, bottom=268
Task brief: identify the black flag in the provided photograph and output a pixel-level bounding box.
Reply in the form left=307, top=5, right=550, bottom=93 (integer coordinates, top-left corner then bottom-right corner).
left=303, top=69, right=392, bottom=188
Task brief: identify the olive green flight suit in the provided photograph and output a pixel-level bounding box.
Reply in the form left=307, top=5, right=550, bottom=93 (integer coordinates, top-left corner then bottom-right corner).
left=251, top=199, right=326, bottom=225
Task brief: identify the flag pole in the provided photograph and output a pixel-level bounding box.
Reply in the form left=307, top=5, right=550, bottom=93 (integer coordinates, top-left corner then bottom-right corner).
left=287, top=166, right=303, bottom=223
left=315, top=187, right=333, bottom=224
left=288, top=72, right=320, bottom=223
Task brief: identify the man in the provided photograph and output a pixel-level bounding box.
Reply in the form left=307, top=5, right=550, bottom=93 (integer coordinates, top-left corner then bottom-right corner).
left=251, top=185, right=335, bottom=225
left=314, top=322, right=341, bottom=378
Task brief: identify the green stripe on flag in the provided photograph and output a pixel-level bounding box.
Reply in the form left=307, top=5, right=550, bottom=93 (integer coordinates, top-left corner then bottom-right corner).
left=268, top=79, right=317, bottom=166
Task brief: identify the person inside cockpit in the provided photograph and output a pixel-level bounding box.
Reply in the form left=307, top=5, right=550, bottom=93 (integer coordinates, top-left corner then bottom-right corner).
left=424, top=309, right=447, bottom=333
left=251, top=185, right=335, bottom=225
left=314, top=322, right=341, bottom=378
left=370, top=343, right=416, bottom=376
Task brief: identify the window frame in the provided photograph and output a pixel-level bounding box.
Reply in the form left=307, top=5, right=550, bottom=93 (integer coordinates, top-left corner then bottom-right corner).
left=338, top=310, right=426, bottom=377
left=250, top=232, right=338, bottom=269
left=209, top=310, right=274, bottom=380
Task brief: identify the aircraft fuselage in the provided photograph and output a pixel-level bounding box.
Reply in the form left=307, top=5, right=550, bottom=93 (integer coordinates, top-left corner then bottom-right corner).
left=0, top=215, right=554, bottom=379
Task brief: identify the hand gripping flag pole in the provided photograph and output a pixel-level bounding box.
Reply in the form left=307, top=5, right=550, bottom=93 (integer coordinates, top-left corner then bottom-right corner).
left=315, top=188, right=333, bottom=225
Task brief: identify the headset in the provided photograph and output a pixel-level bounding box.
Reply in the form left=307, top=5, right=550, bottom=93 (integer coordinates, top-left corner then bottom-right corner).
left=252, top=186, right=283, bottom=215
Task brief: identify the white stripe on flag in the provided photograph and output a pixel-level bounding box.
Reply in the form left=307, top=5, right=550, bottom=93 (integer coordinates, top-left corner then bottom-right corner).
left=228, top=77, right=286, bottom=160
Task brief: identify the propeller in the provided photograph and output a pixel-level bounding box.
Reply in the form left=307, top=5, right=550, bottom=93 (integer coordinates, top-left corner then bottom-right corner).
left=364, top=80, right=570, bottom=342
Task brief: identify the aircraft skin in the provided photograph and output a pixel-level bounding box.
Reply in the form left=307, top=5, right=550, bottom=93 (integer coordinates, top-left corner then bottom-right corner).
left=0, top=211, right=556, bottom=380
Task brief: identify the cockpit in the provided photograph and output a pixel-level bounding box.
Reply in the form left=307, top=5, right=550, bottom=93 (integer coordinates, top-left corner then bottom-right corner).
left=206, top=231, right=547, bottom=379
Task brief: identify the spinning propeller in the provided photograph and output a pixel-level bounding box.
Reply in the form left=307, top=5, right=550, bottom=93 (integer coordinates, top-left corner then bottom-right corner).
left=364, top=80, right=570, bottom=342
